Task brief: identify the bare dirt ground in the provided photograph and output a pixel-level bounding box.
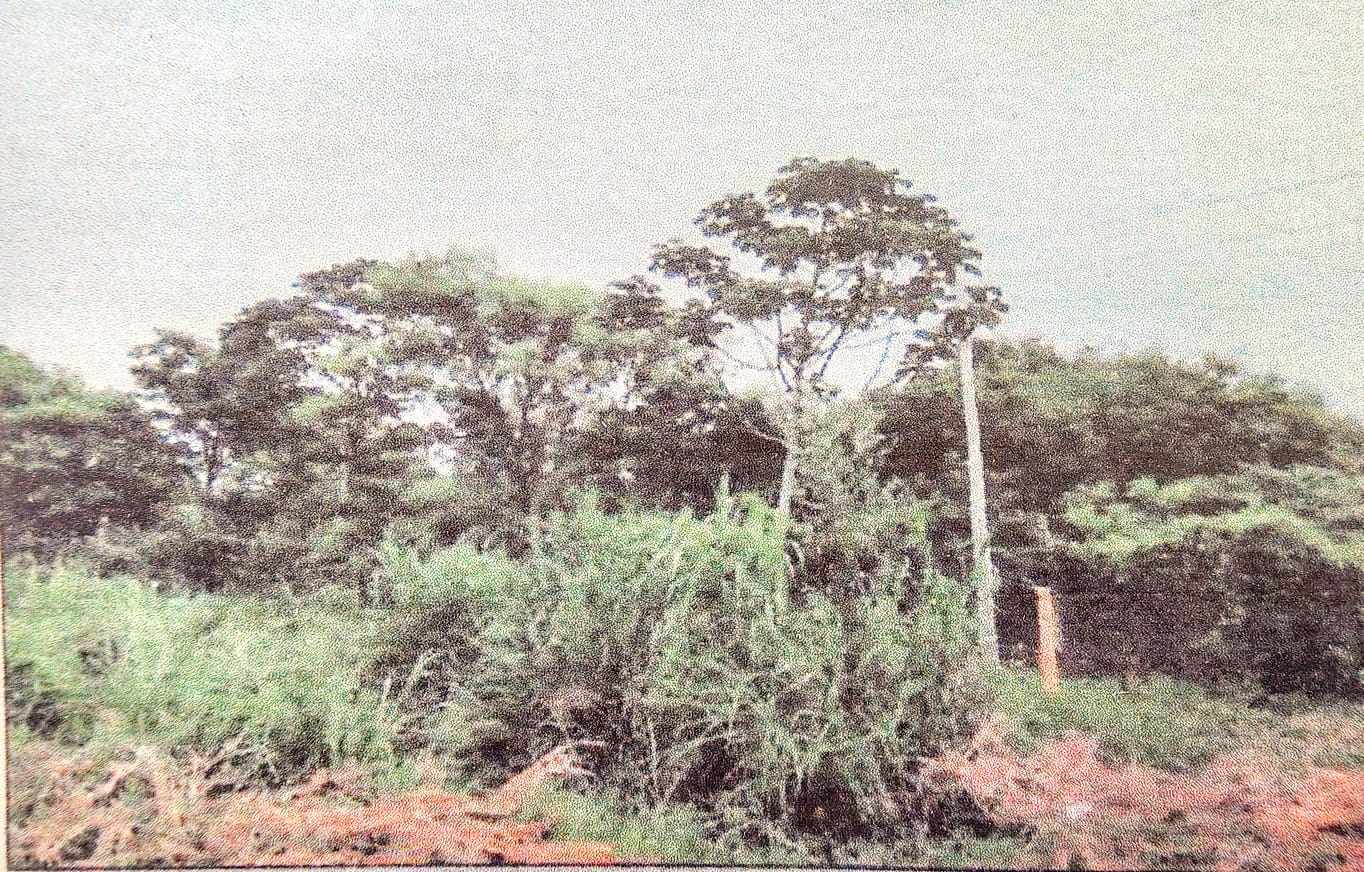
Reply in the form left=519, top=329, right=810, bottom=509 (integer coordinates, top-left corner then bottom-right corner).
left=6, top=742, right=622, bottom=867
left=928, top=717, right=1364, bottom=870
left=9, top=719, right=1364, bottom=870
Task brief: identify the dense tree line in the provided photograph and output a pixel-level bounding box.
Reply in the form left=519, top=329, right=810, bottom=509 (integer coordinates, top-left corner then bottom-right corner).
left=2, top=158, right=1362, bottom=695
left=6, top=321, right=1361, bottom=694
left=875, top=340, right=1364, bottom=692
left=0, top=347, right=183, bottom=555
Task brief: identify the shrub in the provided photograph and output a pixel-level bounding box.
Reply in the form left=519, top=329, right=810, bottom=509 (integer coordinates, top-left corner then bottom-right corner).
left=3, top=564, right=409, bottom=780
left=790, top=400, right=935, bottom=607
left=377, top=492, right=990, bottom=848
left=1041, top=469, right=1364, bottom=695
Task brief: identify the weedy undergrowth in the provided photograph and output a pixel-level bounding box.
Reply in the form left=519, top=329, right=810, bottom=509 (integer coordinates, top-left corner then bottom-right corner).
left=4, top=563, right=410, bottom=780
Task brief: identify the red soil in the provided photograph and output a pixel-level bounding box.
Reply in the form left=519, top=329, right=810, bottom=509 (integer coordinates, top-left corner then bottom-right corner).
left=926, top=718, right=1364, bottom=870
left=7, top=742, right=620, bottom=867
left=11, top=727, right=1364, bottom=869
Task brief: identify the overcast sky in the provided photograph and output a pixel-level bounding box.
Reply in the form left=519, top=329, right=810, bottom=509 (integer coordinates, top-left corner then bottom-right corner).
left=2, top=0, right=1361, bottom=418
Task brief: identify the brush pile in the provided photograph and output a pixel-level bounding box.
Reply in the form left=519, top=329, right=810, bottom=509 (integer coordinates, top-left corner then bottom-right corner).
left=8, top=740, right=619, bottom=867
left=926, top=718, right=1364, bottom=870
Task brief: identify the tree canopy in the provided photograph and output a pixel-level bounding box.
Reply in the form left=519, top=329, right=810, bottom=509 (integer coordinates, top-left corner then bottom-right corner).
left=646, top=157, right=1005, bottom=512
left=1, top=346, right=184, bottom=553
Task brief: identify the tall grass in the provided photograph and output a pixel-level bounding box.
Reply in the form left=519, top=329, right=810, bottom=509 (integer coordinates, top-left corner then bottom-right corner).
left=4, top=564, right=411, bottom=779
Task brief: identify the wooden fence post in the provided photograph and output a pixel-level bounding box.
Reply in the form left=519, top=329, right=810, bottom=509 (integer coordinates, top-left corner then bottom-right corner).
left=1034, top=585, right=1061, bottom=694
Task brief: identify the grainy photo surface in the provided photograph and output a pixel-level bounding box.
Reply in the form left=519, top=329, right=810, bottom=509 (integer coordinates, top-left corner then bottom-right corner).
left=2, top=2, right=1362, bottom=869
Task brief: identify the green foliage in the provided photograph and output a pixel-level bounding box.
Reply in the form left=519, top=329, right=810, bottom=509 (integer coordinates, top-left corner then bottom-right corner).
left=129, top=294, right=422, bottom=597
left=0, top=346, right=184, bottom=553
left=650, top=157, right=1003, bottom=396
left=880, top=339, right=1358, bottom=579
left=476, top=275, right=600, bottom=318
left=3, top=564, right=409, bottom=780
left=523, top=788, right=723, bottom=864
left=1312, top=748, right=1364, bottom=769
left=1063, top=473, right=1364, bottom=568
left=131, top=303, right=310, bottom=494
left=791, top=400, right=933, bottom=601
left=922, top=832, right=1027, bottom=869
left=646, top=158, right=1003, bottom=523
left=586, top=380, right=781, bottom=514
left=992, top=670, right=1270, bottom=771
left=877, top=339, right=1364, bottom=694
left=377, top=494, right=989, bottom=848
left=1056, top=467, right=1364, bottom=694
left=132, top=260, right=622, bottom=593
left=121, top=250, right=735, bottom=586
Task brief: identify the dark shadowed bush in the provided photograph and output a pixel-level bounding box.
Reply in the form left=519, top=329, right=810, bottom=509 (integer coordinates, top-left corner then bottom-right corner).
left=998, top=468, right=1364, bottom=695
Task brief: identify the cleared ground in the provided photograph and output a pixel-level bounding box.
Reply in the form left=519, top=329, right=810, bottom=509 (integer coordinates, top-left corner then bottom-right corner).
left=9, top=687, right=1364, bottom=869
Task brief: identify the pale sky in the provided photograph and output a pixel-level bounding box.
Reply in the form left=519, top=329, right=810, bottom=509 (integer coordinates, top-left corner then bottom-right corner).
left=2, top=0, right=1361, bottom=418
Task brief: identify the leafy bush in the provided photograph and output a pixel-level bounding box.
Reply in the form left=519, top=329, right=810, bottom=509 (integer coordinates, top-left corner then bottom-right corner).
left=790, top=401, right=935, bottom=605
left=4, top=564, right=410, bottom=780
left=1043, top=468, right=1364, bottom=695
left=377, top=492, right=989, bottom=848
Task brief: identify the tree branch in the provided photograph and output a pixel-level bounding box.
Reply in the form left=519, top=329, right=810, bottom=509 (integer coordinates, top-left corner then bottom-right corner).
left=862, top=328, right=900, bottom=391
left=712, top=343, right=769, bottom=372
left=744, top=318, right=779, bottom=349
left=746, top=322, right=791, bottom=390
left=740, top=419, right=785, bottom=446
left=814, top=325, right=849, bottom=380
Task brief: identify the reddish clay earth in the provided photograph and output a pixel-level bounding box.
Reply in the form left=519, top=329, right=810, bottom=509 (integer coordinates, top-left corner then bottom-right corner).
left=927, top=718, right=1364, bottom=870
left=10, top=728, right=1364, bottom=869
left=7, top=741, right=622, bottom=867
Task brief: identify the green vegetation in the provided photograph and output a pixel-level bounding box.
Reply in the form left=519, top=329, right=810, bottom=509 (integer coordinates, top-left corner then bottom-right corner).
left=4, top=563, right=409, bottom=781
left=1054, top=468, right=1364, bottom=694
left=992, top=669, right=1272, bottom=771
left=4, top=156, right=1364, bottom=865
left=882, top=339, right=1364, bottom=694
left=0, top=346, right=182, bottom=556
left=527, top=783, right=1029, bottom=867
left=378, top=494, right=987, bottom=848
left=522, top=788, right=725, bottom=864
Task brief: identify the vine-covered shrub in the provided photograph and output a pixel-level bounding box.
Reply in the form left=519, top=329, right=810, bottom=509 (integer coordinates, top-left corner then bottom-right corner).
left=377, top=492, right=988, bottom=850
left=997, top=467, right=1364, bottom=695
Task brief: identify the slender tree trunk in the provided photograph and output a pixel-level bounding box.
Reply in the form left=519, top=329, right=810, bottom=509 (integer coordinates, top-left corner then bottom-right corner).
left=775, top=383, right=805, bottom=515
left=959, top=332, right=1001, bottom=663
left=776, top=437, right=797, bottom=515
left=203, top=436, right=221, bottom=497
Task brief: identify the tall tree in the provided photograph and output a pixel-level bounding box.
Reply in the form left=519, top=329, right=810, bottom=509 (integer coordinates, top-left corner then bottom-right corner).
left=133, top=289, right=426, bottom=596
left=0, top=346, right=184, bottom=553
left=299, top=251, right=719, bottom=545
left=129, top=252, right=719, bottom=593
left=649, top=157, right=1003, bottom=514
left=132, top=299, right=311, bottom=495
left=901, top=280, right=1008, bottom=662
